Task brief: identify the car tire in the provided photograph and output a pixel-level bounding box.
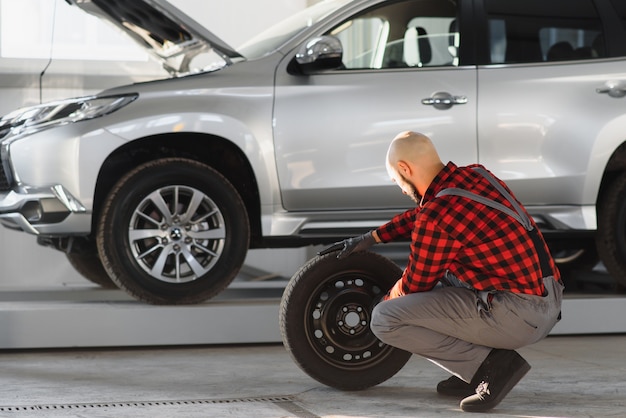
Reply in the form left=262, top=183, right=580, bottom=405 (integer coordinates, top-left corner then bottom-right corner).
left=66, top=239, right=118, bottom=289
left=596, top=172, right=626, bottom=287
left=96, top=158, right=250, bottom=305
left=280, top=251, right=411, bottom=391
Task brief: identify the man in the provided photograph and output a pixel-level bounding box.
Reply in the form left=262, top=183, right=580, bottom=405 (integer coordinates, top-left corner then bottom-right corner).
left=320, top=131, right=564, bottom=412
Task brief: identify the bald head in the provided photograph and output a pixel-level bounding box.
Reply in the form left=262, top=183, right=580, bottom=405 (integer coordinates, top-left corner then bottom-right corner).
left=386, top=131, right=445, bottom=202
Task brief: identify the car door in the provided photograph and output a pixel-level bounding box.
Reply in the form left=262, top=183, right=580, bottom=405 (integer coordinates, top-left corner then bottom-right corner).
left=475, top=0, right=626, bottom=209
left=273, top=0, right=477, bottom=212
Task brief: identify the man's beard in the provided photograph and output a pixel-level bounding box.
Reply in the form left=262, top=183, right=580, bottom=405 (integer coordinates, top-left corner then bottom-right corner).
left=409, top=184, right=421, bottom=204
left=398, top=172, right=421, bottom=204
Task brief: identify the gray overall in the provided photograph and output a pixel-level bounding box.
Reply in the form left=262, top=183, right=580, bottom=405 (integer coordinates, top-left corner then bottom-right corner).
left=370, top=168, right=564, bottom=382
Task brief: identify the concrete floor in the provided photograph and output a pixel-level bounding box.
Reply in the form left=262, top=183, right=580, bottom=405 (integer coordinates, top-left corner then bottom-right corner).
left=0, top=334, right=624, bottom=417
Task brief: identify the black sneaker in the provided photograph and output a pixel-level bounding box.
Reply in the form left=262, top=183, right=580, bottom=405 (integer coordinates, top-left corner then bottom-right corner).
left=436, top=375, right=475, bottom=397
left=460, top=349, right=531, bottom=412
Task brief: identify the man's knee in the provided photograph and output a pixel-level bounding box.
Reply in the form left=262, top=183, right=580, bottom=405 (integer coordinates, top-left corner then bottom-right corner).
left=370, top=300, right=397, bottom=339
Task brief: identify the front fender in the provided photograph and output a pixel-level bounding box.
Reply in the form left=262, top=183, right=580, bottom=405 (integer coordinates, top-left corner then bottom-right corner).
left=8, top=122, right=124, bottom=212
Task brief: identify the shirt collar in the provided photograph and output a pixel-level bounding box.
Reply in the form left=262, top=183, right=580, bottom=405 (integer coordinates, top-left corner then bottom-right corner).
left=419, top=161, right=457, bottom=207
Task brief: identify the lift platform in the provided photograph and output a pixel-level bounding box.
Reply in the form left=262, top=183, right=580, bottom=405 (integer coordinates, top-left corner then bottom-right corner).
left=0, top=265, right=623, bottom=350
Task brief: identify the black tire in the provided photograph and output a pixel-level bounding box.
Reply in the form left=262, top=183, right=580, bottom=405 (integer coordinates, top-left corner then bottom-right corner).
left=96, top=158, right=250, bottom=305
left=553, top=246, right=599, bottom=271
left=280, top=251, right=411, bottom=391
left=66, top=238, right=118, bottom=289
left=596, top=172, right=626, bottom=287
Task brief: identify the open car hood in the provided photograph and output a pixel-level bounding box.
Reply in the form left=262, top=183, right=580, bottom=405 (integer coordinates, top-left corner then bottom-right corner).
left=66, top=0, right=243, bottom=76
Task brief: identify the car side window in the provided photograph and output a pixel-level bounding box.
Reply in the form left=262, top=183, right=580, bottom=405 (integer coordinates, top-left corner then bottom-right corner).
left=327, top=0, right=459, bottom=70
left=484, top=0, right=605, bottom=64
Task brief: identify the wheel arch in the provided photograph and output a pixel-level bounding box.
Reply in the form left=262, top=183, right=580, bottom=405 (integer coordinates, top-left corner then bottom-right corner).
left=597, top=140, right=626, bottom=210
left=93, top=132, right=263, bottom=246
left=595, top=140, right=626, bottom=288
left=583, top=111, right=626, bottom=212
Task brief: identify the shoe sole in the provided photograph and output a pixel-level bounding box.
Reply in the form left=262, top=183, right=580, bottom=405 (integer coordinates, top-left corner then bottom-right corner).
left=460, top=361, right=531, bottom=412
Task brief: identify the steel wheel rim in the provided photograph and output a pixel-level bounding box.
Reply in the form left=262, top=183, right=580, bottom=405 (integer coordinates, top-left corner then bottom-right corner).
left=128, top=185, right=225, bottom=283
left=304, top=271, right=393, bottom=370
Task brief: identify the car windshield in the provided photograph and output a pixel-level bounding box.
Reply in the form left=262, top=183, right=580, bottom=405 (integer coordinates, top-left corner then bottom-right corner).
left=237, top=0, right=354, bottom=59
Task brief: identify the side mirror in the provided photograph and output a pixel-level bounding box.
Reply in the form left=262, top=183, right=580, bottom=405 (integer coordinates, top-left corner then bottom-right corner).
left=295, top=36, right=343, bottom=74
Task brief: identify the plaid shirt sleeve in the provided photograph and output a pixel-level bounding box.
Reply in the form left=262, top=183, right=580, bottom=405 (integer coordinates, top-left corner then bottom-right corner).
left=377, top=211, right=462, bottom=297
left=376, top=209, right=417, bottom=242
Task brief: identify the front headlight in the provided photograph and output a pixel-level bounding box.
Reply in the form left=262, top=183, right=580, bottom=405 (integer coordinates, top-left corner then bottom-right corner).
left=0, top=93, right=138, bottom=139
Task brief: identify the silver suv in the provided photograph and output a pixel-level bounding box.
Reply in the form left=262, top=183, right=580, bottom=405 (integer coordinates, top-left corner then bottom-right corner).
left=1, top=0, right=625, bottom=304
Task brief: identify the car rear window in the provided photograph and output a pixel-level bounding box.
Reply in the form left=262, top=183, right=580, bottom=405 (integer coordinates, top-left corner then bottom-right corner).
left=483, top=0, right=605, bottom=64
left=610, top=0, right=626, bottom=32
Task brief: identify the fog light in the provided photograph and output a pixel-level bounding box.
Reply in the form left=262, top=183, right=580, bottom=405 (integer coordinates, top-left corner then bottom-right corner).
left=20, top=198, right=71, bottom=224
left=20, top=201, right=43, bottom=222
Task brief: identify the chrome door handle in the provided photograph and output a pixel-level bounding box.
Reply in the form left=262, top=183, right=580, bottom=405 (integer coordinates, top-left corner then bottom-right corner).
left=596, top=82, right=626, bottom=98
left=422, top=92, right=468, bottom=109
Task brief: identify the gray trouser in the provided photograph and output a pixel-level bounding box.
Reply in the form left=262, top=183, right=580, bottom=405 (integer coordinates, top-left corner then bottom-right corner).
left=370, top=277, right=564, bottom=382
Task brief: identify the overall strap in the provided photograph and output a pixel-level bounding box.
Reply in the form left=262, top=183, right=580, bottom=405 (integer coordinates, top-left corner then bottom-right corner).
left=436, top=188, right=531, bottom=230
left=435, top=167, right=552, bottom=279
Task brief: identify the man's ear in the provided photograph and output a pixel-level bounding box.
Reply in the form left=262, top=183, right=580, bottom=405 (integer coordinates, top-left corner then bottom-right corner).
left=397, top=160, right=411, bottom=177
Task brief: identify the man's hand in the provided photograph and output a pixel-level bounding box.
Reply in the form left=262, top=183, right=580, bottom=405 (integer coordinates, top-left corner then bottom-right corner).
left=318, top=231, right=377, bottom=259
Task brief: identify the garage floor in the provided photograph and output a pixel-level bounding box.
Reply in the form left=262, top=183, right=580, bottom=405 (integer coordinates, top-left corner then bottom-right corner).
left=0, top=334, right=624, bottom=417
left=1, top=259, right=624, bottom=417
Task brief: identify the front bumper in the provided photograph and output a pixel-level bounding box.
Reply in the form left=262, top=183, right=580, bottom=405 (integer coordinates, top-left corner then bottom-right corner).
left=0, top=185, right=90, bottom=235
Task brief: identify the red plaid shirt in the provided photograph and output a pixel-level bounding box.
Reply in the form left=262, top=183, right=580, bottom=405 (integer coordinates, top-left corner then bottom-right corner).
left=377, top=162, right=560, bottom=299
